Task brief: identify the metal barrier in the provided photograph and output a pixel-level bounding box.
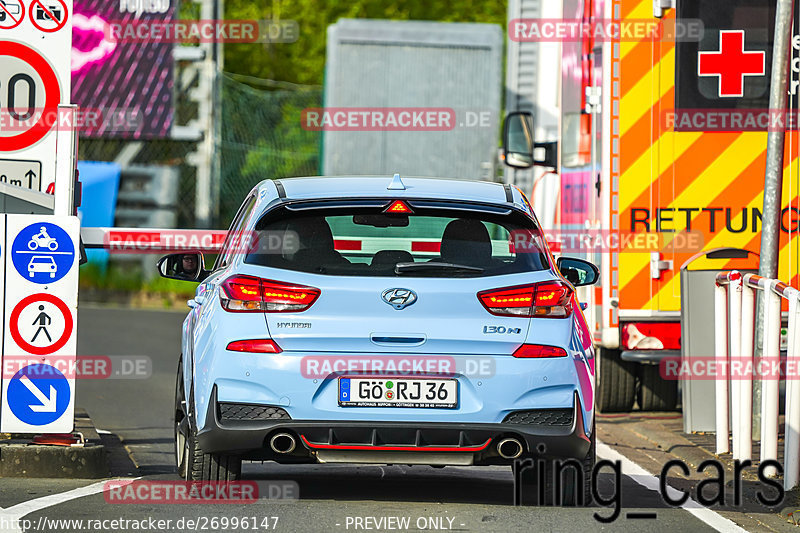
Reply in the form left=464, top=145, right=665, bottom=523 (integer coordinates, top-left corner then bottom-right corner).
left=715, top=271, right=800, bottom=489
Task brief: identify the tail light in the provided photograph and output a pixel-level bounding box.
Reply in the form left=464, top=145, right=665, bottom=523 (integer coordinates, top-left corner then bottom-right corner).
left=227, top=339, right=283, bottom=353
left=220, top=275, right=320, bottom=313
left=478, top=281, right=572, bottom=318
left=513, top=344, right=568, bottom=358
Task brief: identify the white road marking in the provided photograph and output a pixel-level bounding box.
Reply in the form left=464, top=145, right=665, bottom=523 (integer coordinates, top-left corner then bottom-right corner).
left=597, top=440, right=749, bottom=533
left=0, top=478, right=137, bottom=532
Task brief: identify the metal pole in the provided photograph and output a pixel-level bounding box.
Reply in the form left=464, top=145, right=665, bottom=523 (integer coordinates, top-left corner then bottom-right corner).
left=739, top=278, right=756, bottom=461
left=212, top=0, right=224, bottom=226
left=761, top=281, right=782, bottom=478
left=715, top=283, right=730, bottom=454
left=754, top=0, right=795, bottom=440
left=730, top=277, right=743, bottom=458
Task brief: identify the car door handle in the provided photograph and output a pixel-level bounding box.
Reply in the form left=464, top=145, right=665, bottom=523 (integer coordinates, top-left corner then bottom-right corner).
left=194, top=294, right=206, bottom=305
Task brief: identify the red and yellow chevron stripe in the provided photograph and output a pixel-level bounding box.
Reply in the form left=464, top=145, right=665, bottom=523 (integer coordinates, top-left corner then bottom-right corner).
left=614, top=0, right=800, bottom=313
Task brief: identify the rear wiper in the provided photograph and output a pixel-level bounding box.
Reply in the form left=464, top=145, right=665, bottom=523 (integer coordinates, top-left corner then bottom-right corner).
left=395, top=262, right=484, bottom=275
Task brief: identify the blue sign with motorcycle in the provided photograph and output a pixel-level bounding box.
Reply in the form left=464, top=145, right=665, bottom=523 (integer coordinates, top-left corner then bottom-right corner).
left=11, top=222, right=75, bottom=284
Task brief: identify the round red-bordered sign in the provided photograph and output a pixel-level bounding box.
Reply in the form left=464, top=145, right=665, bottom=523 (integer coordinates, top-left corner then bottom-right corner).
left=0, top=0, right=26, bottom=30
left=10, top=293, right=73, bottom=356
left=0, top=41, right=61, bottom=152
left=29, top=0, right=67, bottom=33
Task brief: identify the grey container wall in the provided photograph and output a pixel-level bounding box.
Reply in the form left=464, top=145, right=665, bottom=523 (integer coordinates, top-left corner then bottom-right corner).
left=323, top=19, right=503, bottom=180
left=680, top=249, right=759, bottom=433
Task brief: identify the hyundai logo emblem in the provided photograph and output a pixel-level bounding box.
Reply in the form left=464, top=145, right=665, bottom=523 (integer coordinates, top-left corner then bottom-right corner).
left=382, top=288, right=418, bottom=310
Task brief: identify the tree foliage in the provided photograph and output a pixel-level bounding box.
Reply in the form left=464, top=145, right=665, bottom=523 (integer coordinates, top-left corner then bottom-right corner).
left=224, top=0, right=508, bottom=83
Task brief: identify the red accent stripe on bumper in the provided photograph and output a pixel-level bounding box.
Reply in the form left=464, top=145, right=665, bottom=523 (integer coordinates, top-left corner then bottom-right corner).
left=299, top=435, right=492, bottom=452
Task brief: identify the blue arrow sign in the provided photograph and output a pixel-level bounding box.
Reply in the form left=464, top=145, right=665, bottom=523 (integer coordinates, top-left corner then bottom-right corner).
left=7, top=365, right=70, bottom=426
left=11, top=222, right=75, bottom=284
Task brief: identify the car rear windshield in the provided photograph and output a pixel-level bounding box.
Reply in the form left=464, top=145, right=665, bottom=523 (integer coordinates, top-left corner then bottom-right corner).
left=243, top=203, right=550, bottom=277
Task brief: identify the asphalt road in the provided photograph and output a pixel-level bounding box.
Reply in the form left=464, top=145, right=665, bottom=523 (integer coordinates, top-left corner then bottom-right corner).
left=0, top=306, right=774, bottom=532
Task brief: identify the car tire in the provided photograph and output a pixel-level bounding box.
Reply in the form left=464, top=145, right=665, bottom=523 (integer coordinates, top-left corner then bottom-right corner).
left=637, top=363, right=678, bottom=411
left=597, top=348, right=636, bottom=412
left=175, top=357, right=243, bottom=481
left=185, top=426, right=242, bottom=482
left=174, top=357, right=189, bottom=479
left=520, top=426, right=595, bottom=506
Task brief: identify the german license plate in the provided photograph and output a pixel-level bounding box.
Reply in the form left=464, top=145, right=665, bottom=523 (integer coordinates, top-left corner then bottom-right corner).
left=338, top=377, right=458, bottom=408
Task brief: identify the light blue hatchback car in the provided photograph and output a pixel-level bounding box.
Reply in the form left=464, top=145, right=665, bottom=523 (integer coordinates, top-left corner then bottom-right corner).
left=160, top=175, right=599, bottom=504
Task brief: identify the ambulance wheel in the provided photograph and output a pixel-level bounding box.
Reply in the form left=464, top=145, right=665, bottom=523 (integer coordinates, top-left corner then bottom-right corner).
left=597, top=348, right=636, bottom=412
left=637, top=363, right=678, bottom=411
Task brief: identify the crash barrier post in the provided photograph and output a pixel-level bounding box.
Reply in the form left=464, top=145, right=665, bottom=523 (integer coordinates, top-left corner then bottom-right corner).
left=715, top=271, right=800, bottom=489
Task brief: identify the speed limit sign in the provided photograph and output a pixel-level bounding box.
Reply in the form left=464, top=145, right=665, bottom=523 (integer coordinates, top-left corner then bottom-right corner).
left=0, top=0, right=71, bottom=193
left=0, top=41, right=61, bottom=151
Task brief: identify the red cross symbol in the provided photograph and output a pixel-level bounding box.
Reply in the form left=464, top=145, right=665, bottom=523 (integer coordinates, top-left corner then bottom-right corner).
left=698, top=30, right=765, bottom=98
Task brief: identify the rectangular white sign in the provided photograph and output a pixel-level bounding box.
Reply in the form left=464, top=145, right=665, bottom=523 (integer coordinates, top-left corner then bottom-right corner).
left=0, top=158, right=42, bottom=190
left=0, top=0, right=73, bottom=193
left=1, top=214, right=79, bottom=434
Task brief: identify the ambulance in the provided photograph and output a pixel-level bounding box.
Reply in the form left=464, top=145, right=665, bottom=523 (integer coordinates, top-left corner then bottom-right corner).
left=502, top=0, right=800, bottom=412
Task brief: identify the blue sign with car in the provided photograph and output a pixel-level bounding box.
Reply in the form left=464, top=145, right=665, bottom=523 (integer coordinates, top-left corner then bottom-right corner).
left=11, top=222, right=75, bottom=284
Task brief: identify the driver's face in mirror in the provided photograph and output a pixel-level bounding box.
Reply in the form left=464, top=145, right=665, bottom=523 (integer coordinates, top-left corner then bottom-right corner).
left=181, top=255, right=199, bottom=276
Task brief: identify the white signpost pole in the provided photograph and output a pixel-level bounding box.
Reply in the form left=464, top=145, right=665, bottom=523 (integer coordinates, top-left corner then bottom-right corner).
left=0, top=0, right=78, bottom=434
left=53, top=104, right=78, bottom=216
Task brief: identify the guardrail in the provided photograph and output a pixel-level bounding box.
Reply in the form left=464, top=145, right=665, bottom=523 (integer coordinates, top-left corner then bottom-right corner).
left=715, top=271, right=800, bottom=489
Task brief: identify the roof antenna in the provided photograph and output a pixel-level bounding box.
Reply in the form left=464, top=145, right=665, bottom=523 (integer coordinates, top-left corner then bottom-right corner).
left=387, top=173, right=406, bottom=191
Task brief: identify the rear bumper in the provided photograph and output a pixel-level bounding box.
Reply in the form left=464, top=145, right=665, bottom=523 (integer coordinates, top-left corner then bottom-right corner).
left=198, top=388, right=592, bottom=465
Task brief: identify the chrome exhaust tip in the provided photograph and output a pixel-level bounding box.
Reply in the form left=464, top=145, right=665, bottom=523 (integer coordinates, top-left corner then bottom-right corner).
left=497, top=438, right=523, bottom=459
left=269, top=433, right=296, bottom=454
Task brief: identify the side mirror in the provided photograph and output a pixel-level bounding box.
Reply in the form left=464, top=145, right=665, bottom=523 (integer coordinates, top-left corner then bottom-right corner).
left=157, top=253, right=209, bottom=282
left=557, top=257, right=600, bottom=287
left=502, top=111, right=535, bottom=169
